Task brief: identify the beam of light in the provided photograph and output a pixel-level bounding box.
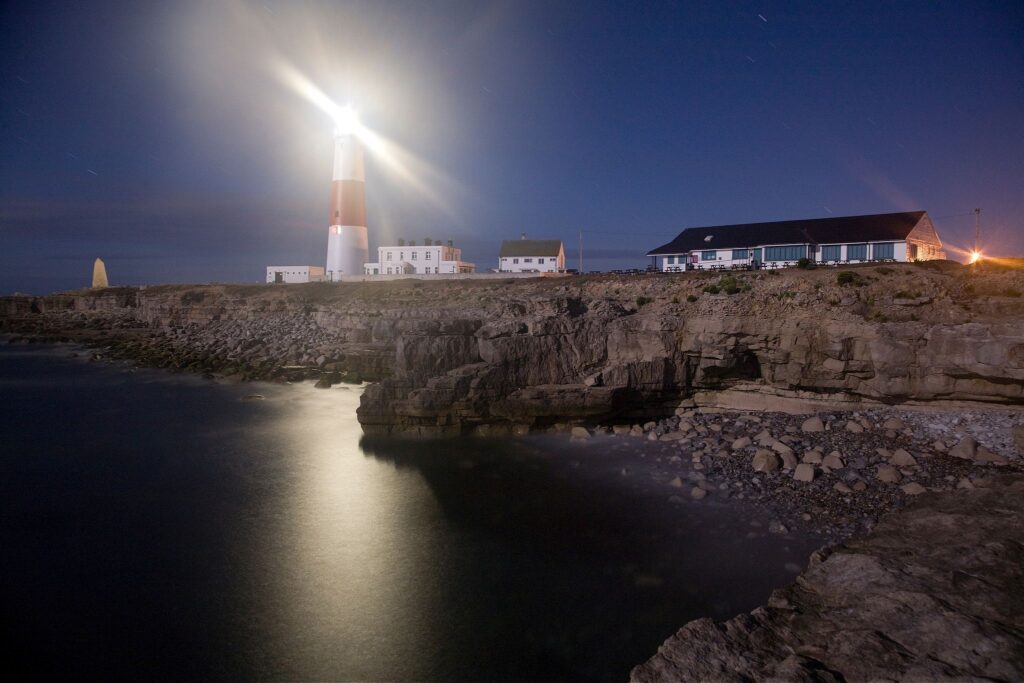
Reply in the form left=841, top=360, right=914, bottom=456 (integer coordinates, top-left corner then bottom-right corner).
left=268, top=55, right=463, bottom=220
left=969, top=250, right=983, bottom=264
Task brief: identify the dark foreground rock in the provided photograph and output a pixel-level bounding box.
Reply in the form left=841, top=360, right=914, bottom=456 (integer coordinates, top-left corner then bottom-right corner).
left=630, top=474, right=1024, bottom=682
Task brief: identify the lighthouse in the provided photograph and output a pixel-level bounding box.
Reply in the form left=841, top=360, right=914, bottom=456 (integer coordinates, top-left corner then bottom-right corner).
left=325, top=106, right=368, bottom=281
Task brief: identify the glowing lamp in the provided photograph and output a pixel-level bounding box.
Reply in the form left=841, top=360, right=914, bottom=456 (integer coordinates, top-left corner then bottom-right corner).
left=969, top=250, right=983, bottom=264
left=334, top=105, right=359, bottom=137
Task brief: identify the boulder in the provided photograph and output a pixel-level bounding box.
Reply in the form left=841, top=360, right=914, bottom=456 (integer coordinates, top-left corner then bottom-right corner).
left=690, top=486, right=707, bottom=500
left=800, top=416, right=825, bottom=433
left=668, top=477, right=683, bottom=488
left=778, top=451, right=798, bottom=470
left=801, top=451, right=823, bottom=465
left=771, top=440, right=794, bottom=457
left=883, top=417, right=906, bottom=431
left=833, top=481, right=853, bottom=494
left=845, top=420, right=864, bottom=433
left=822, top=452, right=844, bottom=470
left=793, top=463, right=816, bottom=482
left=570, top=426, right=591, bottom=440
left=752, top=450, right=781, bottom=473
left=901, top=482, right=927, bottom=496
left=975, top=447, right=1008, bottom=465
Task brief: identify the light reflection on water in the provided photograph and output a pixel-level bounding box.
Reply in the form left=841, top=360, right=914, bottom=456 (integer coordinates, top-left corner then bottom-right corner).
left=0, top=345, right=822, bottom=682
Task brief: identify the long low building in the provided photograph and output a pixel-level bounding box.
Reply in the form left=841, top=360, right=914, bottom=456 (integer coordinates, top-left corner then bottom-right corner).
left=647, top=211, right=946, bottom=271
left=266, top=265, right=325, bottom=283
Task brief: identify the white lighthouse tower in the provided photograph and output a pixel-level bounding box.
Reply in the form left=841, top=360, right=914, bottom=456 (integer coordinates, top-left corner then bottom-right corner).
left=325, top=107, right=368, bottom=281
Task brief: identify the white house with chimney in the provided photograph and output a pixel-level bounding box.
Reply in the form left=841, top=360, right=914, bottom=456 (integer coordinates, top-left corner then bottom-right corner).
left=363, top=238, right=475, bottom=275
left=498, top=236, right=566, bottom=273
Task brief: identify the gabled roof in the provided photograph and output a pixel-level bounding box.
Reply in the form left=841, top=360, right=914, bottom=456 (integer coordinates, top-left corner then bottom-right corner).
left=500, top=239, right=563, bottom=257
left=647, top=211, right=926, bottom=255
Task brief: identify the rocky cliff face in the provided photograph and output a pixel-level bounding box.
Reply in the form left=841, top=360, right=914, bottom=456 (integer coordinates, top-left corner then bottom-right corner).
left=629, top=473, right=1024, bottom=682
left=3, top=263, right=1023, bottom=434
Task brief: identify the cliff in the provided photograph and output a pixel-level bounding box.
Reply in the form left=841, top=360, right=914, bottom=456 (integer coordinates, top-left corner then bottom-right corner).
left=2, top=262, right=1023, bottom=434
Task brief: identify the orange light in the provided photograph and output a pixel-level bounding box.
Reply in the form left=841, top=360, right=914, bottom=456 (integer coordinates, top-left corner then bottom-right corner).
left=969, top=250, right=983, bottom=264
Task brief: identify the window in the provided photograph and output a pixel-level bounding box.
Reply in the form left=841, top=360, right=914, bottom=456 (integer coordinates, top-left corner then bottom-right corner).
left=373, top=268, right=379, bottom=274
left=821, top=245, right=841, bottom=261
left=524, top=258, right=533, bottom=263
left=908, top=244, right=918, bottom=260
left=538, top=258, right=545, bottom=264
left=513, top=258, right=519, bottom=264
left=731, top=249, right=749, bottom=260
left=847, top=243, right=868, bottom=261
left=873, top=242, right=895, bottom=259
left=386, top=267, right=392, bottom=274
left=764, top=245, right=806, bottom=261
left=412, top=252, right=417, bottom=260
left=426, top=251, right=432, bottom=259
left=400, top=252, right=404, bottom=260
left=386, top=252, right=392, bottom=261
left=701, top=250, right=716, bottom=260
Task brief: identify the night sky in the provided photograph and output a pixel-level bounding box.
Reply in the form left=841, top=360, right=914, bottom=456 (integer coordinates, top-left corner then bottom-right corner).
left=2, top=1, right=1022, bottom=293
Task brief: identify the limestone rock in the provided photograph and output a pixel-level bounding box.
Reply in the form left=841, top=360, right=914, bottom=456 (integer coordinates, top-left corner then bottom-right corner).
left=876, top=464, right=902, bottom=483
left=890, top=448, right=917, bottom=467
left=949, top=437, right=978, bottom=460
left=883, top=417, right=906, bottom=431
left=975, top=447, right=1008, bottom=465
left=690, top=486, right=707, bottom=500
left=793, top=463, right=815, bottom=482
left=631, top=475, right=1024, bottom=683
left=822, top=451, right=844, bottom=470
left=668, top=477, right=683, bottom=488
left=801, top=451, right=823, bottom=465
left=770, top=440, right=793, bottom=457
left=752, top=450, right=781, bottom=473
left=800, top=416, right=825, bottom=433
left=778, top=451, right=798, bottom=470
left=833, top=481, right=852, bottom=494
left=731, top=436, right=752, bottom=450
left=901, top=482, right=927, bottom=495
left=570, top=426, right=591, bottom=440
left=845, top=420, right=864, bottom=434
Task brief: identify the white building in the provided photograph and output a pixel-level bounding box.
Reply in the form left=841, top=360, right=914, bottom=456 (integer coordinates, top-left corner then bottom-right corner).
left=266, top=265, right=325, bottom=284
left=647, top=211, right=946, bottom=271
left=363, top=239, right=475, bottom=275
left=498, top=238, right=566, bottom=273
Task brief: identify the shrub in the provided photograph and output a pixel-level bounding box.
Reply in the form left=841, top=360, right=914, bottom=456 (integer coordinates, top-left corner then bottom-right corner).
left=875, top=266, right=894, bottom=275
left=686, top=294, right=699, bottom=302
left=703, top=285, right=721, bottom=294
left=837, top=271, right=861, bottom=287
left=636, top=296, right=653, bottom=307
left=796, top=257, right=815, bottom=270
left=671, top=296, right=680, bottom=304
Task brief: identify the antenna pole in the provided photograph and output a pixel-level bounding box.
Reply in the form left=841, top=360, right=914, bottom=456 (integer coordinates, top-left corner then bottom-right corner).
left=578, top=229, right=583, bottom=274
left=973, top=208, right=981, bottom=254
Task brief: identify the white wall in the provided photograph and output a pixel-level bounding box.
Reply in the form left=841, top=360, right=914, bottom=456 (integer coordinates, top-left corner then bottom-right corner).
left=266, top=266, right=325, bottom=283
left=498, top=252, right=564, bottom=273
left=364, top=244, right=474, bottom=275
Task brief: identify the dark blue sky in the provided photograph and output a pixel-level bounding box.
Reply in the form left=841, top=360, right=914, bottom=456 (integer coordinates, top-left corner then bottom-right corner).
left=2, top=0, right=1022, bottom=292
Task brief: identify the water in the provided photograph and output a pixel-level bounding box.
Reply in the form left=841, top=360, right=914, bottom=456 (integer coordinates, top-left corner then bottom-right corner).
left=0, top=344, right=822, bottom=681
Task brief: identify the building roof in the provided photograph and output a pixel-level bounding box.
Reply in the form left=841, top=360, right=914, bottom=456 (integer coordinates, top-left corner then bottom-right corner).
left=499, top=239, right=564, bottom=257
left=647, top=211, right=926, bottom=255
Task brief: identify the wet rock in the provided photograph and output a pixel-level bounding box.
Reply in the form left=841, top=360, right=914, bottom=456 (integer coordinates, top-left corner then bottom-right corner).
left=768, top=520, right=788, bottom=534
left=612, top=425, right=631, bottom=435
left=690, top=487, right=707, bottom=500
left=570, top=426, right=591, bottom=440
left=800, top=416, right=825, bottom=433
left=668, top=477, right=683, bottom=488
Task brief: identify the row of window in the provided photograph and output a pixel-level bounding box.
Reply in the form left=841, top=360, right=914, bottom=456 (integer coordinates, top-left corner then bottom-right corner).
left=385, top=251, right=436, bottom=261
left=502, top=257, right=551, bottom=264
left=669, top=243, right=897, bottom=263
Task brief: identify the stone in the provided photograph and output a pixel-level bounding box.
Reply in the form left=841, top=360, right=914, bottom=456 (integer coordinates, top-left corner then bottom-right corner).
left=949, top=436, right=978, bottom=460
left=822, top=452, right=844, bottom=470
left=901, top=482, right=927, bottom=496
left=801, top=451, right=823, bottom=465
left=778, top=451, right=798, bottom=470
left=768, top=520, right=788, bottom=534
left=570, top=426, right=590, bottom=440
left=956, top=477, right=975, bottom=490
left=612, top=425, right=631, bottom=435
left=770, top=440, right=794, bottom=457
left=668, top=477, right=683, bottom=488
left=845, top=420, right=864, bottom=433
left=754, top=429, right=774, bottom=445
left=631, top=475, right=1024, bottom=683
left=659, top=431, right=687, bottom=441
left=890, top=449, right=917, bottom=467
left=793, top=463, right=815, bottom=482
left=975, top=447, right=1008, bottom=465
left=932, top=440, right=947, bottom=452
left=731, top=436, right=752, bottom=450
left=314, top=376, right=334, bottom=389
left=1014, top=426, right=1024, bottom=454
left=833, top=481, right=852, bottom=494
left=630, top=425, right=643, bottom=437
left=875, top=464, right=901, bottom=484
left=883, top=417, right=906, bottom=431
left=852, top=480, right=868, bottom=492
left=752, top=450, right=781, bottom=473
left=800, top=416, right=825, bottom=433
left=690, top=486, right=707, bottom=500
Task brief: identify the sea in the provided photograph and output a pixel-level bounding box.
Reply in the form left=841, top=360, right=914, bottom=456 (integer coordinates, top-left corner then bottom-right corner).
left=0, top=342, right=822, bottom=681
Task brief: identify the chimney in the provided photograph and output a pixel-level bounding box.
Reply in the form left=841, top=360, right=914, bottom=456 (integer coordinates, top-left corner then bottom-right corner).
left=398, top=238, right=405, bottom=246
left=425, top=237, right=432, bottom=246
left=447, top=239, right=453, bottom=248
left=521, top=232, right=526, bottom=240
left=409, top=240, right=416, bottom=246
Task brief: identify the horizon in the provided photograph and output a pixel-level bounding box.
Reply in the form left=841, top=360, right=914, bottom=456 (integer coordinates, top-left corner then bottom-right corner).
left=3, top=0, right=1023, bottom=293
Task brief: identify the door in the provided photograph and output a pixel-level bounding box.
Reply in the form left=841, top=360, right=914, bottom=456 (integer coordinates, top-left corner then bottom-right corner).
left=274, top=272, right=283, bottom=283
left=751, top=249, right=762, bottom=266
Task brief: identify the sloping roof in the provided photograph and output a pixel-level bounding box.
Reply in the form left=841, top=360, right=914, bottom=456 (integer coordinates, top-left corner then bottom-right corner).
left=500, top=239, right=563, bottom=257
left=647, top=211, right=926, bottom=255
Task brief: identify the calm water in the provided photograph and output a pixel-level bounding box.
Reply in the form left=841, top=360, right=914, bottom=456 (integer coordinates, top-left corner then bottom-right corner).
left=0, top=344, right=821, bottom=681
